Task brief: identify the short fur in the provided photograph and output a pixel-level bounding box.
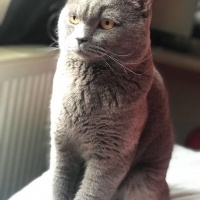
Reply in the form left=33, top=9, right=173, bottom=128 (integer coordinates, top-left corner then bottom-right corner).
left=50, top=0, right=174, bottom=199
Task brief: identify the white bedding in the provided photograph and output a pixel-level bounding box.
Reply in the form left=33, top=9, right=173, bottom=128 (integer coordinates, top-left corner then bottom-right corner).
left=9, top=145, right=200, bottom=200
left=167, top=145, right=200, bottom=199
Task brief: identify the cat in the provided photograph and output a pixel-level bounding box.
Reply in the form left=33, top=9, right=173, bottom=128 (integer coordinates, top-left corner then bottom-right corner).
left=50, top=0, right=174, bottom=200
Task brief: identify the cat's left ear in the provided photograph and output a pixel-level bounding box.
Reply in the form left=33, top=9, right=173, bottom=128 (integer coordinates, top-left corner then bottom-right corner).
left=143, top=0, right=153, bottom=14
left=138, top=0, right=153, bottom=18
left=126, top=0, right=153, bottom=17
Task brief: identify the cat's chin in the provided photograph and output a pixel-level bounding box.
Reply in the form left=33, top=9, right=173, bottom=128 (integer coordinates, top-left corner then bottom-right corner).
left=74, top=49, right=103, bottom=62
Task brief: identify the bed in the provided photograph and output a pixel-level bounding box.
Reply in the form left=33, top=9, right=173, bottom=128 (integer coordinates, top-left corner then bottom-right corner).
left=9, top=145, right=200, bottom=200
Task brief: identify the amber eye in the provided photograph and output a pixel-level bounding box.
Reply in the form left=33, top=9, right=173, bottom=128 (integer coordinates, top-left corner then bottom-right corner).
left=70, top=15, right=80, bottom=24
left=100, top=19, right=115, bottom=30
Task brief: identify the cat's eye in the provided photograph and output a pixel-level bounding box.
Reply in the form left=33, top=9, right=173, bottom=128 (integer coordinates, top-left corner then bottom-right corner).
left=70, top=15, right=80, bottom=24
left=100, top=19, right=115, bottom=30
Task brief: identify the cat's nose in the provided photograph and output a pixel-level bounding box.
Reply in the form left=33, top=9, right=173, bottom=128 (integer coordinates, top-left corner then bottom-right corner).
left=76, top=37, right=88, bottom=45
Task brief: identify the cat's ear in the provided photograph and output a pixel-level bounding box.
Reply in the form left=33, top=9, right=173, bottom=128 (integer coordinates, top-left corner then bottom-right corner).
left=143, top=0, right=153, bottom=13
left=126, top=0, right=153, bottom=17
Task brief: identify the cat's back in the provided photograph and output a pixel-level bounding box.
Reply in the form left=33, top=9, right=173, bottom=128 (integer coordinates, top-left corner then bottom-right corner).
left=133, top=67, right=173, bottom=166
left=148, top=68, right=169, bottom=108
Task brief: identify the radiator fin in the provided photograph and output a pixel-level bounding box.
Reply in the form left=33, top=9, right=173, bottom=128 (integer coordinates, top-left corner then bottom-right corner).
left=0, top=71, right=55, bottom=200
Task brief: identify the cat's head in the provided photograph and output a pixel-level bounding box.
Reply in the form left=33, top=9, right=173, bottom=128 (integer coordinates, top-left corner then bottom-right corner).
left=58, top=0, right=153, bottom=62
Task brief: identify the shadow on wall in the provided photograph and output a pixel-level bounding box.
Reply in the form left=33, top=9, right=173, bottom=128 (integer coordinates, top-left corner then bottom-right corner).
left=0, top=0, right=66, bottom=44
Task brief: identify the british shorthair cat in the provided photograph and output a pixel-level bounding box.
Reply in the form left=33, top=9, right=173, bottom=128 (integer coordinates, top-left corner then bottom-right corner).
left=50, top=0, right=174, bottom=199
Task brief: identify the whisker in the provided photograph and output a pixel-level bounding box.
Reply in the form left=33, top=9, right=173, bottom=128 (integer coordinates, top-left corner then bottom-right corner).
left=49, top=41, right=58, bottom=47
left=47, top=47, right=59, bottom=52
left=107, top=54, right=151, bottom=76
left=108, top=53, right=152, bottom=65
left=89, top=45, right=107, bottom=56
left=94, top=36, right=139, bottom=58
left=102, top=58, right=117, bottom=75
left=93, top=44, right=127, bottom=74
left=106, top=54, right=144, bottom=76
left=47, top=11, right=60, bottom=43
left=108, top=55, right=128, bottom=74
left=110, top=38, right=139, bottom=57
left=93, top=42, right=152, bottom=66
left=101, top=58, right=128, bottom=88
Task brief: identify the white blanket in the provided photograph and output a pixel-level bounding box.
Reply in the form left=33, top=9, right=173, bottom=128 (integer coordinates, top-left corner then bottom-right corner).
left=167, top=145, right=200, bottom=199
left=9, top=145, right=200, bottom=200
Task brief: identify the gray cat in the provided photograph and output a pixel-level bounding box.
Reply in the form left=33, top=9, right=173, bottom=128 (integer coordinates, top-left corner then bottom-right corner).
left=50, top=0, right=174, bottom=200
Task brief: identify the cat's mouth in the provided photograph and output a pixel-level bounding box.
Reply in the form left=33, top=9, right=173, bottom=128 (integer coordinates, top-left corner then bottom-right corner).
left=76, top=44, right=106, bottom=60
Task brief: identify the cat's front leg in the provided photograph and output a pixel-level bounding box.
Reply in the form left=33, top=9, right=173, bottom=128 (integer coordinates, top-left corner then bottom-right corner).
left=51, top=145, right=81, bottom=200
left=73, top=157, right=131, bottom=200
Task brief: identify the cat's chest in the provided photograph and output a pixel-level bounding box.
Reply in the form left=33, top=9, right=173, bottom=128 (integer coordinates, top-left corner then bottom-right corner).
left=50, top=64, right=149, bottom=157
left=51, top=71, right=132, bottom=129
left=51, top=60, right=147, bottom=134
left=59, top=77, right=121, bottom=116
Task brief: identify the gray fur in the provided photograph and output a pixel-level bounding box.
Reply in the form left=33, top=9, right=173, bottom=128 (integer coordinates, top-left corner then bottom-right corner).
left=50, top=0, right=174, bottom=199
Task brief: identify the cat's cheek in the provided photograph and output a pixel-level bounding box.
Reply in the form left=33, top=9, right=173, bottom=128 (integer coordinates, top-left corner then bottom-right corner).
left=67, top=37, right=78, bottom=49
left=59, top=33, right=78, bottom=51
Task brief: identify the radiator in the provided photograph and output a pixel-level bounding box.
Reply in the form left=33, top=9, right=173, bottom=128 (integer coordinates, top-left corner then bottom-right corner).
left=0, top=46, right=58, bottom=200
